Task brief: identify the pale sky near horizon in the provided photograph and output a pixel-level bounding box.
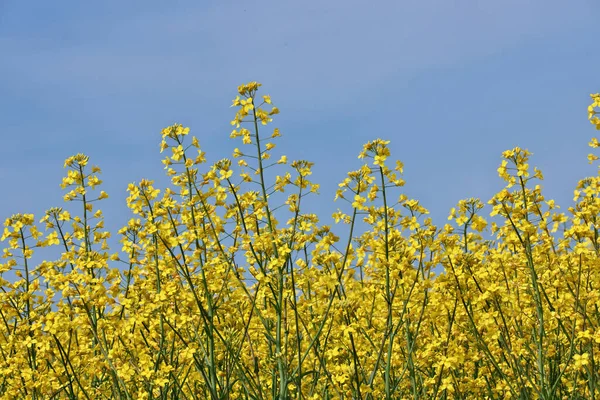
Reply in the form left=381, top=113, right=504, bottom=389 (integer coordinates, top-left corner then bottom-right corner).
left=1, top=1, right=599, bottom=274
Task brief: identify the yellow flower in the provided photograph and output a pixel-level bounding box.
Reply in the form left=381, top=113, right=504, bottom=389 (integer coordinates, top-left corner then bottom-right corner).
left=573, top=353, right=589, bottom=369
left=171, top=145, right=184, bottom=161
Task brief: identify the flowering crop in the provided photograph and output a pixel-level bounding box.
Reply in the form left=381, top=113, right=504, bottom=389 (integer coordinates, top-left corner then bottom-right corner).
left=1, top=83, right=600, bottom=399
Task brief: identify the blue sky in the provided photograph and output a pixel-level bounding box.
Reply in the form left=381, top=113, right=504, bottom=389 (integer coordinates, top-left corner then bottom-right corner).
left=1, top=1, right=599, bottom=270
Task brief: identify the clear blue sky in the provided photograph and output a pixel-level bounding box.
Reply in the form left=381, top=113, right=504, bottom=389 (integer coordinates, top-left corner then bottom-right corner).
left=1, top=1, right=599, bottom=268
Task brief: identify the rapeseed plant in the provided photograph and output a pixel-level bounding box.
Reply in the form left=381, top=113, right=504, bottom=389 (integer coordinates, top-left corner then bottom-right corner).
left=0, top=82, right=599, bottom=399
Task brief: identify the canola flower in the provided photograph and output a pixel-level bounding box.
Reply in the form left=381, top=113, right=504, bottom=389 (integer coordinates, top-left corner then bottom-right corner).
left=0, top=83, right=599, bottom=399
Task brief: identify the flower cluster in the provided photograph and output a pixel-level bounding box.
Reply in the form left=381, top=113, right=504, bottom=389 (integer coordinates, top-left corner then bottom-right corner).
left=0, top=84, right=600, bottom=399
